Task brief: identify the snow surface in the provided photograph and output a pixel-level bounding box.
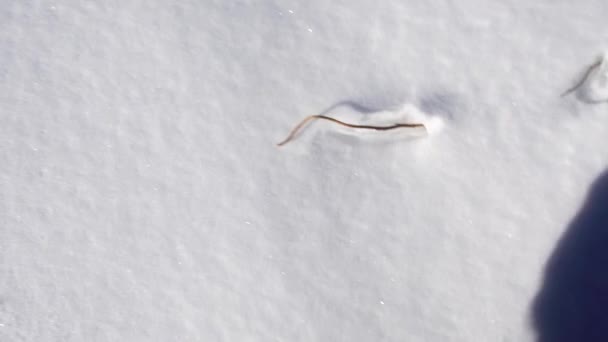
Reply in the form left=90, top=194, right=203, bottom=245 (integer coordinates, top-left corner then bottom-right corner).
left=2, top=1, right=608, bottom=341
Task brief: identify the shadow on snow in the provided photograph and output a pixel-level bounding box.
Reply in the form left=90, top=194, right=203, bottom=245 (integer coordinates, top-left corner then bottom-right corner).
left=533, top=170, right=608, bottom=341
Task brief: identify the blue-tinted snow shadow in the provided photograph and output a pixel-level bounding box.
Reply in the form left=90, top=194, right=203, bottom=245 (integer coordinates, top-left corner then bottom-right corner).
left=320, top=91, right=458, bottom=119
left=574, top=91, right=608, bottom=105
left=533, top=170, right=608, bottom=342
left=418, top=92, right=458, bottom=120
left=318, top=100, right=383, bottom=115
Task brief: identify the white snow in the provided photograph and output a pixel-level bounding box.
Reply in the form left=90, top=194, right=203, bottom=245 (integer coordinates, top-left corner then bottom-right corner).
left=1, top=1, right=608, bottom=341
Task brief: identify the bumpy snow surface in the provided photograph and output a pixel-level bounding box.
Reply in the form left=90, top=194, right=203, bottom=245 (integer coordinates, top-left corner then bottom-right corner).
left=2, top=1, right=608, bottom=341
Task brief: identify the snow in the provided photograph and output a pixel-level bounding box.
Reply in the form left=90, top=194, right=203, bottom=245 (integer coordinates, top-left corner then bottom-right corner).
left=1, top=1, right=608, bottom=341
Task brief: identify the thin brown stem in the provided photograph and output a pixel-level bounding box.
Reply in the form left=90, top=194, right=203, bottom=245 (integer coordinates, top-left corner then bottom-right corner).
left=561, top=60, right=602, bottom=97
left=277, top=114, right=426, bottom=146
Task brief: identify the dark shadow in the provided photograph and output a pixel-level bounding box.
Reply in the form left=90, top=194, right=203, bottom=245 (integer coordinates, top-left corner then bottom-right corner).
left=533, top=170, right=608, bottom=342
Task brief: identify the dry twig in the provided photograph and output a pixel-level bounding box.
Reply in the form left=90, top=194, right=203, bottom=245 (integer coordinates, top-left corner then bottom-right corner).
left=561, top=60, right=602, bottom=97
left=277, top=114, right=426, bottom=146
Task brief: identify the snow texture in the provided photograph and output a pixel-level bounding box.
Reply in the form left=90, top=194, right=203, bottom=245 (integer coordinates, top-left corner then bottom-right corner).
left=1, top=1, right=608, bottom=341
